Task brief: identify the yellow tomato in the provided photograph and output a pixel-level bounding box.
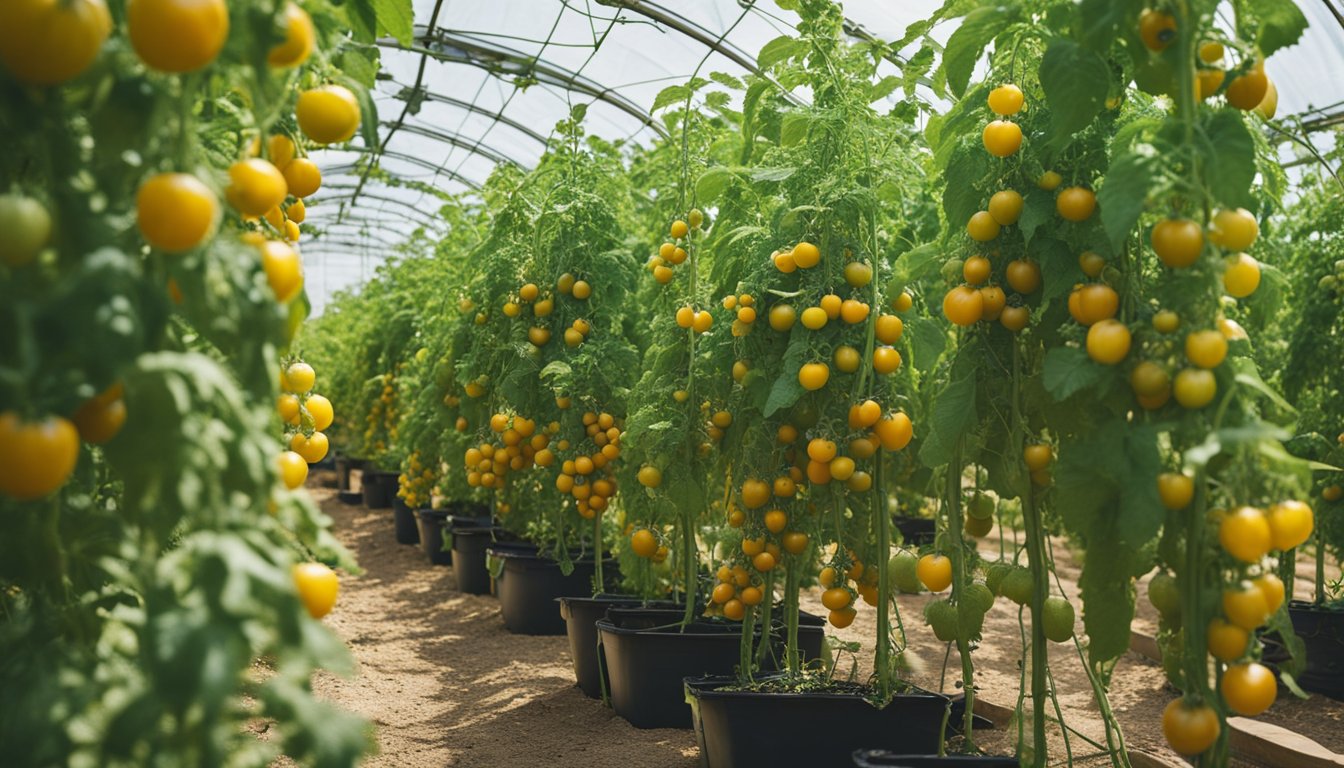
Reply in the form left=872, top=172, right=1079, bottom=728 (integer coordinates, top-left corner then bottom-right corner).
left=278, top=450, right=309, bottom=490
left=137, top=173, right=218, bottom=253
left=987, top=83, right=1024, bottom=116
left=260, top=240, right=303, bottom=302
left=0, top=0, right=111, bottom=86
left=1222, top=253, right=1260, bottom=298
left=289, top=431, right=329, bottom=463
left=278, top=393, right=301, bottom=425
left=1152, top=218, right=1205, bottom=268
left=967, top=210, right=1001, bottom=242
left=283, top=158, right=322, bottom=199
left=297, top=85, right=362, bottom=145
left=127, top=0, right=229, bottom=73
left=1056, top=187, right=1096, bottom=222
left=228, top=159, right=288, bottom=217
left=71, top=384, right=126, bottom=444
left=792, top=241, right=820, bottom=268
left=292, top=562, right=339, bottom=618
left=0, top=412, right=79, bottom=500
left=1086, top=319, right=1131, bottom=365
left=305, top=394, right=334, bottom=431
left=1185, top=330, right=1228, bottom=369
left=1221, top=662, right=1277, bottom=716
left=1206, top=618, right=1248, bottom=662
left=798, top=363, right=829, bottom=391
left=988, top=189, right=1024, bottom=226
left=982, top=120, right=1023, bottom=157
left=917, top=554, right=953, bottom=592
left=1218, top=507, right=1271, bottom=563
left=267, top=2, right=315, bottom=68
left=1173, top=368, right=1217, bottom=409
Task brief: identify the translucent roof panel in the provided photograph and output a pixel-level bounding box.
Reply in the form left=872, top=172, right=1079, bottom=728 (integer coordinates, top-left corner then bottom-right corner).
left=303, top=0, right=1344, bottom=315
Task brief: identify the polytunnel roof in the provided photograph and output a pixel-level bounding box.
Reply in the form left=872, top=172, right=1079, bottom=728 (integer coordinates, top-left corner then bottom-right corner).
left=302, top=0, right=1344, bottom=314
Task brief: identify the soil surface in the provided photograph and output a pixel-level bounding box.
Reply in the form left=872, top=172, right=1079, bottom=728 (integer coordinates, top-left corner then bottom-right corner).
left=306, top=483, right=1344, bottom=767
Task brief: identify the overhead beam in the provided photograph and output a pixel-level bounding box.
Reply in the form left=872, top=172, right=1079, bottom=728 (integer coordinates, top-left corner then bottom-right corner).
left=380, top=80, right=552, bottom=146
left=379, top=120, right=523, bottom=168
left=378, top=27, right=669, bottom=138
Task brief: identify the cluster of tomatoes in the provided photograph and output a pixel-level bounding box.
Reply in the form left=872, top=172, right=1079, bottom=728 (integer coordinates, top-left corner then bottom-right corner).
left=627, top=526, right=671, bottom=564
left=276, top=360, right=333, bottom=490
left=497, top=277, right=592, bottom=349
left=943, top=84, right=1098, bottom=332
left=819, top=548, right=884, bottom=629
left=463, top=413, right=549, bottom=491
left=397, top=452, right=437, bottom=509
left=1139, top=12, right=1279, bottom=117
left=552, top=411, right=624, bottom=520
left=0, top=381, right=126, bottom=501
left=647, top=210, right=704, bottom=285
left=362, top=370, right=400, bottom=456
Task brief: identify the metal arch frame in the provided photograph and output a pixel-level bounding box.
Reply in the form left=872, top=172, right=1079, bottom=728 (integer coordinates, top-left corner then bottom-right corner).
left=604, top=0, right=807, bottom=108
left=306, top=224, right=413, bottom=248
left=320, top=153, right=486, bottom=189
left=379, top=79, right=553, bottom=147
left=304, top=199, right=445, bottom=233
left=315, top=179, right=469, bottom=213
left=378, top=28, right=670, bottom=139
left=380, top=120, right=525, bottom=169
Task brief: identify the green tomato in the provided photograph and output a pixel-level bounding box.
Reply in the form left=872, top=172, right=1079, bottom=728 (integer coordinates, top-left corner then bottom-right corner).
left=1042, top=596, right=1075, bottom=643
left=1001, top=567, right=1033, bottom=606
left=887, top=550, right=922, bottom=594
left=0, top=194, right=52, bottom=267
left=925, top=598, right=959, bottom=642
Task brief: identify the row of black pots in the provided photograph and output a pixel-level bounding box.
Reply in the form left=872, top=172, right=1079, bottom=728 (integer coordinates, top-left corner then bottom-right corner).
left=1262, top=599, right=1344, bottom=700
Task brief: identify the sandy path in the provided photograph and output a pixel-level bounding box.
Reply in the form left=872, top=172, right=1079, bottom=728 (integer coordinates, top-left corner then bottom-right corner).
left=309, top=484, right=1344, bottom=767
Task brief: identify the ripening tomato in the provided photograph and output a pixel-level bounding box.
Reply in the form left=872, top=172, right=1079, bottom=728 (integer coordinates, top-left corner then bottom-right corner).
left=844, top=261, right=873, bottom=287
left=1139, top=9, right=1177, bottom=51
left=1173, top=368, right=1216, bottom=409
left=1130, top=361, right=1171, bottom=400
left=917, top=554, right=953, bottom=592
left=999, top=305, right=1029, bottom=331
left=1079, top=251, right=1105, bottom=277
left=963, top=255, right=991, bottom=285
left=741, top=478, right=770, bottom=509
left=875, top=314, right=904, bottom=344
left=1037, top=171, right=1063, bottom=191
left=1197, top=67, right=1226, bottom=100
left=1086, top=319, right=1131, bottom=365
left=967, top=211, right=1000, bottom=242
left=228, top=159, right=288, bottom=217
left=1222, top=253, right=1260, bottom=298
left=1255, top=573, right=1285, bottom=615
left=893, top=291, right=913, bottom=312
left=943, top=285, right=984, bottom=326
left=1200, top=41, right=1225, bottom=63
left=297, top=85, right=362, bottom=145
left=987, top=83, right=1024, bottom=116
left=988, top=190, right=1024, bottom=226
left=1209, top=208, right=1259, bottom=251
left=137, top=173, right=218, bottom=253
left=798, top=362, right=829, bottom=391
left=1185, top=330, right=1228, bottom=369
left=1255, top=78, right=1278, bottom=119
left=1267, top=500, right=1313, bottom=550
left=822, top=587, right=853, bottom=611
left=305, top=393, right=334, bottom=430
left=1223, top=582, right=1269, bottom=630
left=872, top=346, right=901, bottom=375
left=283, top=158, right=322, bottom=199
left=268, top=2, right=315, bottom=67
left=72, top=384, right=126, bottom=444
left=1207, top=617, right=1249, bottom=662
left=1072, top=283, right=1119, bottom=326
left=0, top=194, right=53, bottom=267
left=839, top=299, right=869, bottom=324
left=982, top=120, right=1023, bottom=157
left=1157, top=472, right=1194, bottom=510
left=0, top=0, right=112, bottom=85
left=284, top=363, right=315, bottom=396
left=1152, top=218, right=1204, bottom=268
left=1023, top=444, right=1052, bottom=472
left=979, top=286, right=1006, bottom=321
left=1219, top=506, right=1271, bottom=563
left=1162, top=700, right=1220, bottom=756
left=260, top=240, right=303, bottom=302
left=1005, top=259, right=1041, bottom=294
left=290, top=431, right=329, bottom=463
left=874, top=413, right=913, bottom=451
left=1221, top=662, right=1277, bottom=716
left=127, top=0, right=228, bottom=73
left=1056, top=187, right=1096, bottom=222
left=278, top=393, right=301, bottom=425
left=1226, top=62, right=1269, bottom=110
left=572, top=280, right=592, bottom=299
left=832, top=345, right=861, bottom=373
left=293, top=562, right=339, bottom=618
left=1153, top=309, right=1180, bottom=334
left=0, top=412, right=79, bottom=501
left=792, top=241, right=820, bottom=268
left=278, top=450, right=309, bottom=490
left=828, top=607, right=857, bottom=628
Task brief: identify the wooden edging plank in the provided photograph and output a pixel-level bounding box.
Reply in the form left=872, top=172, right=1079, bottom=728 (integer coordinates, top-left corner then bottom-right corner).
left=1128, top=628, right=1344, bottom=767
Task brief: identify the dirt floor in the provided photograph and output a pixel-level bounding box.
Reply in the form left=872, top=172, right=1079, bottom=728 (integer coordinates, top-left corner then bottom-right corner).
left=304, top=483, right=1344, bottom=767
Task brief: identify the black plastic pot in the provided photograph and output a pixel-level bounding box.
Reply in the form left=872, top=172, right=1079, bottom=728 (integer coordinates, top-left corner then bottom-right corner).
left=852, top=753, right=1019, bottom=767
left=337, top=489, right=363, bottom=505
left=894, top=516, right=937, bottom=546
left=597, top=611, right=826, bottom=729
left=335, top=455, right=365, bottom=491
left=451, top=525, right=498, bottom=595
left=488, top=542, right=614, bottom=636
left=685, top=676, right=947, bottom=767
left=1288, top=600, right=1344, bottom=698
left=393, top=496, right=420, bottom=546
left=445, top=500, right=490, bottom=519
left=414, top=509, right=453, bottom=565
left=558, top=595, right=682, bottom=698
left=360, top=470, right=397, bottom=509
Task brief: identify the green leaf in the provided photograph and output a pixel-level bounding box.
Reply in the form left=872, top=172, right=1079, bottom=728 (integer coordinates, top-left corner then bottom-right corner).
left=1077, top=0, right=1129, bottom=50
left=1202, top=110, right=1256, bottom=208
left=750, top=167, right=797, bottom=182
left=919, top=350, right=977, bottom=468
left=758, top=36, right=807, bottom=70
left=942, top=5, right=1016, bottom=98
left=941, top=145, right=989, bottom=229
left=908, top=318, right=948, bottom=374
left=1097, top=146, right=1159, bottom=253
left=869, top=75, right=902, bottom=103
left=371, top=0, right=413, bottom=45
left=695, top=167, right=736, bottom=204
left=1235, top=0, right=1309, bottom=57
left=1039, top=39, right=1110, bottom=147
left=709, top=71, right=744, bottom=90
left=1042, top=346, right=1107, bottom=400
left=652, top=85, right=691, bottom=113
left=1016, top=188, right=1056, bottom=245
